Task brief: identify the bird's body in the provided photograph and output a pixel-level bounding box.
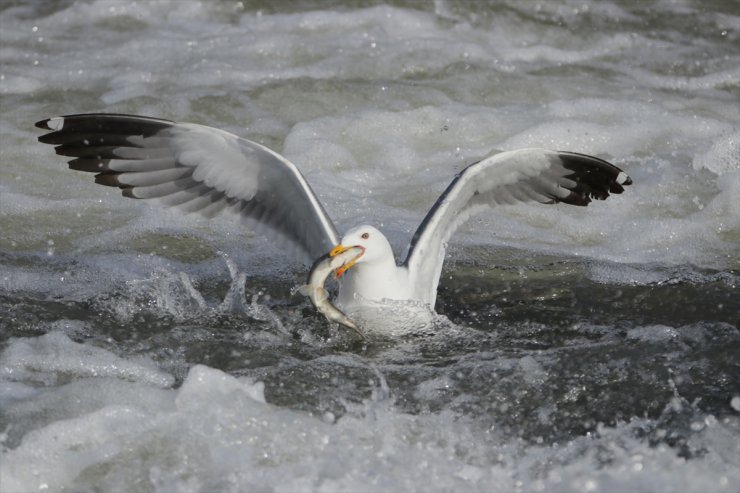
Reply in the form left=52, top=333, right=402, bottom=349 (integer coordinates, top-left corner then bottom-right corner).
left=337, top=262, right=411, bottom=310
left=36, top=113, right=632, bottom=332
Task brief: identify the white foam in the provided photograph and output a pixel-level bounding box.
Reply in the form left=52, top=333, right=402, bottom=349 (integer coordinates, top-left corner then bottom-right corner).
left=0, top=381, right=40, bottom=408
left=0, top=74, right=43, bottom=95
left=626, top=325, right=680, bottom=342
left=731, top=397, right=740, bottom=412
left=2, top=0, right=737, bottom=269
left=2, top=1, right=739, bottom=491
left=694, top=130, right=740, bottom=176
left=1, top=359, right=738, bottom=493
left=0, top=332, right=174, bottom=388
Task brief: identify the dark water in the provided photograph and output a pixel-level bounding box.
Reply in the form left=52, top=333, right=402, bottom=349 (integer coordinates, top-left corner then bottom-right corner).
left=3, top=250, right=737, bottom=449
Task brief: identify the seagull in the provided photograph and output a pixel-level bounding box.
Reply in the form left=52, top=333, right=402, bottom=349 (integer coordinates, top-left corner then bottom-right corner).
left=36, top=113, right=631, bottom=322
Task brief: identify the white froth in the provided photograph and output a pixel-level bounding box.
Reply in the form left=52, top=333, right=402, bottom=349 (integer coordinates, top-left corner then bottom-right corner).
left=1, top=358, right=738, bottom=493
left=731, top=397, right=740, bottom=412
left=2, top=1, right=740, bottom=492
left=0, top=332, right=174, bottom=388
left=694, top=130, right=740, bottom=176
left=2, top=1, right=737, bottom=268
left=626, top=325, right=680, bottom=342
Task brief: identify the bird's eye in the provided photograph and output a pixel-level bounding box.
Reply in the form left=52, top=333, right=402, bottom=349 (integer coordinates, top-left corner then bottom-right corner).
left=361, top=232, right=370, bottom=239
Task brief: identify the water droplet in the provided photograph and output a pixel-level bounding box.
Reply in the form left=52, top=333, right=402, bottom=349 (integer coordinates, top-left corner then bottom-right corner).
left=730, top=396, right=740, bottom=411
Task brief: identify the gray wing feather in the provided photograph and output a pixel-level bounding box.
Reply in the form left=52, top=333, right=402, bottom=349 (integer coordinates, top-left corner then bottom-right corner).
left=403, top=148, right=632, bottom=307
left=36, top=113, right=340, bottom=260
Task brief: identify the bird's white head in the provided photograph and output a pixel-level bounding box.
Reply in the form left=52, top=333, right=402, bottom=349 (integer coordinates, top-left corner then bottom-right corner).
left=329, top=225, right=394, bottom=276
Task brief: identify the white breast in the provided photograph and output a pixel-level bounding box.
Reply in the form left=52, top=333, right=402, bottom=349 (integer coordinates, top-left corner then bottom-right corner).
left=336, top=261, right=413, bottom=309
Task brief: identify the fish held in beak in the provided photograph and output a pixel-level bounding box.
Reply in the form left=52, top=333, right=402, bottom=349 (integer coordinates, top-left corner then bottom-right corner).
left=298, top=246, right=365, bottom=339
left=330, top=244, right=364, bottom=277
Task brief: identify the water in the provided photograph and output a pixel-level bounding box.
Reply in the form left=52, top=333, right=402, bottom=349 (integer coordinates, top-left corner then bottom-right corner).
left=1, top=1, right=739, bottom=491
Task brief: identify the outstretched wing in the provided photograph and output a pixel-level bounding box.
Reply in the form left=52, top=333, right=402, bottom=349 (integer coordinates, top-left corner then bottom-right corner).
left=403, top=148, right=632, bottom=307
left=35, top=113, right=339, bottom=260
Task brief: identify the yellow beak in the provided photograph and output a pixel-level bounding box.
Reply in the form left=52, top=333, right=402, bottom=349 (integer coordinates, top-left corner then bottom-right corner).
left=329, top=244, right=348, bottom=257
left=329, top=244, right=361, bottom=278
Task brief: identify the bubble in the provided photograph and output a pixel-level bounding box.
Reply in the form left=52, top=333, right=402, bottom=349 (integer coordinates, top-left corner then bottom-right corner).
left=731, top=396, right=740, bottom=412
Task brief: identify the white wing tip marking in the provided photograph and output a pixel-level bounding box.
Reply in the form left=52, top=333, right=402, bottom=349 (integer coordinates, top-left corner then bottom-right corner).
left=47, top=117, right=65, bottom=130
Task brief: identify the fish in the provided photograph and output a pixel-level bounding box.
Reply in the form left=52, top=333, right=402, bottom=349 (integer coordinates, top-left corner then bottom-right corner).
left=299, top=246, right=365, bottom=339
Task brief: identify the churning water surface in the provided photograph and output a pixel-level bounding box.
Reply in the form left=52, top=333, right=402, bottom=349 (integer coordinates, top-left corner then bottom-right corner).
left=1, top=1, right=739, bottom=492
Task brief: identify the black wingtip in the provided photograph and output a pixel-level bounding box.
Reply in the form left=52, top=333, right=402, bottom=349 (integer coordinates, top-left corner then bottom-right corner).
left=94, top=172, right=121, bottom=187
left=35, top=113, right=174, bottom=138
left=35, top=116, right=66, bottom=131
left=556, top=151, right=632, bottom=206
